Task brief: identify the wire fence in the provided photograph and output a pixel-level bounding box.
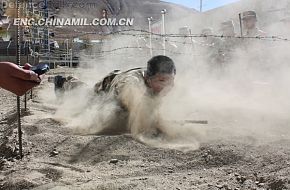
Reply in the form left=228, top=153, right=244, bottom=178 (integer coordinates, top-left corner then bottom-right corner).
left=69, top=29, right=290, bottom=42
left=32, top=28, right=289, bottom=61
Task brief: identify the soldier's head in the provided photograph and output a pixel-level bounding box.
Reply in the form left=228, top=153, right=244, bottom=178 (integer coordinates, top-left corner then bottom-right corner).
left=220, top=20, right=235, bottom=36
left=201, top=28, right=213, bottom=36
left=241, top=11, right=257, bottom=30
left=145, top=55, right=176, bottom=95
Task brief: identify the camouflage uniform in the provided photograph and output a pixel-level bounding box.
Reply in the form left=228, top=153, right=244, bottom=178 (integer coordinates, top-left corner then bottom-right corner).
left=53, top=68, right=151, bottom=134
left=240, top=11, right=267, bottom=54
left=240, top=11, right=269, bottom=73
left=93, top=68, right=162, bottom=136
left=54, top=68, right=148, bottom=99
left=53, top=54, right=178, bottom=137
left=94, top=68, right=147, bottom=97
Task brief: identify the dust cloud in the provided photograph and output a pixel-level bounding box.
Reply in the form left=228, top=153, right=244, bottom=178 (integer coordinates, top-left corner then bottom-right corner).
left=40, top=2, right=290, bottom=151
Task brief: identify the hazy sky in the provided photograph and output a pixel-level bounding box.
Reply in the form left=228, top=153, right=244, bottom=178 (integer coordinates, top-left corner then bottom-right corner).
left=163, top=0, right=240, bottom=11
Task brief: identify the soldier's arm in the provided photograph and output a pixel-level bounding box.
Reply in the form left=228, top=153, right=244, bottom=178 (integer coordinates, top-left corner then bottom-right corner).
left=116, top=78, right=160, bottom=136
left=119, top=82, right=179, bottom=139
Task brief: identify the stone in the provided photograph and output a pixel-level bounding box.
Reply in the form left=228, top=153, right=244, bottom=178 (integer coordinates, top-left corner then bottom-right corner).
left=258, top=183, right=265, bottom=187
left=49, top=151, right=59, bottom=157
left=216, top=184, right=223, bottom=189
left=109, top=159, right=119, bottom=164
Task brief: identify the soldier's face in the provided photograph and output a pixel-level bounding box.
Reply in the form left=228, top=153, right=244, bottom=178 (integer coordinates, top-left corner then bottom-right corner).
left=243, top=17, right=257, bottom=29
left=147, top=73, right=175, bottom=95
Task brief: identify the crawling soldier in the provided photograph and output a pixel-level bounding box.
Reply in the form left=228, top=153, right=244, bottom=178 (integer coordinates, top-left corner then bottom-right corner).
left=55, top=55, right=176, bottom=138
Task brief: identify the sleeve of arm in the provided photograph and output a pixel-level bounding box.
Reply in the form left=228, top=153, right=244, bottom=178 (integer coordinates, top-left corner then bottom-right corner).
left=116, top=77, right=145, bottom=112
left=116, top=78, right=178, bottom=139
left=116, top=78, right=161, bottom=136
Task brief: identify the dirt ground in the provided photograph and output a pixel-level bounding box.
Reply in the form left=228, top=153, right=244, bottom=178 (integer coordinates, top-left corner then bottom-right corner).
left=0, top=68, right=290, bottom=190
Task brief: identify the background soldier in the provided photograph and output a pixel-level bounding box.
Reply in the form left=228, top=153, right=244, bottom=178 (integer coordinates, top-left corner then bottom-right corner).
left=240, top=11, right=269, bottom=74
left=200, top=28, right=223, bottom=70
left=218, top=20, right=238, bottom=65
left=241, top=10, right=266, bottom=37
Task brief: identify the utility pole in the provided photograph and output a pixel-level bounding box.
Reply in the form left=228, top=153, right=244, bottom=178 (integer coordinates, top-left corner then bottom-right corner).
left=161, top=9, right=167, bottom=56
left=24, top=40, right=29, bottom=111
left=148, top=17, right=153, bottom=57
left=70, top=49, right=72, bottom=68
left=29, top=0, right=34, bottom=99
left=44, top=0, right=49, bottom=59
left=64, top=39, right=69, bottom=66
left=239, top=13, right=243, bottom=37
left=200, top=0, right=203, bottom=12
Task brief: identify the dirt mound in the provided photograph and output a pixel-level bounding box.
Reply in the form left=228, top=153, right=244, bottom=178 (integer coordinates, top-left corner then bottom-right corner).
left=200, top=144, right=246, bottom=167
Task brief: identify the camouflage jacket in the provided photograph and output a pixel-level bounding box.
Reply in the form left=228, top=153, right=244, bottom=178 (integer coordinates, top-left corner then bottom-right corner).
left=93, top=68, right=162, bottom=136
left=94, top=68, right=147, bottom=96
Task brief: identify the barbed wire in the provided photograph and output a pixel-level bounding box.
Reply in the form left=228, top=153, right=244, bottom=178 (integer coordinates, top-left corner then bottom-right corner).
left=23, top=27, right=290, bottom=60
left=26, top=28, right=290, bottom=61
left=70, top=29, right=290, bottom=42
left=39, top=39, right=285, bottom=60
left=41, top=46, right=192, bottom=57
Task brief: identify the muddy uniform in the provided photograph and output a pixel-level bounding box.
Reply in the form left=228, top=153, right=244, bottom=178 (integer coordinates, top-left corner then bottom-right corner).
left=54, top=55, right=176, bottom=137
left=93, top=68, right=161, bottom=135
left=55, top=68, right=152, bottom=112
left=94, top=68, right=147, bottom=97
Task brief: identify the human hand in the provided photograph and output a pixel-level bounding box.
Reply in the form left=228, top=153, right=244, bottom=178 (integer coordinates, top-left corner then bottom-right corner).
left=23, top=63, right=32, bottom=70
left=24, top=63, right=46, bottom=83
left=0, top=62, right=44, bottom=96
left=29, top=71, right=41, bottom=83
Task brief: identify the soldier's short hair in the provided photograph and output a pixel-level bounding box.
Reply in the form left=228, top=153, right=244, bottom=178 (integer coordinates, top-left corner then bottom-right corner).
left=146, top=55, right=176, bottom=77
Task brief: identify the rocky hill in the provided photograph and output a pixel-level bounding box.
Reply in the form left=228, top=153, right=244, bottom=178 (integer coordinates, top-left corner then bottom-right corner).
left=49, top=0, right=198, bottom=32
